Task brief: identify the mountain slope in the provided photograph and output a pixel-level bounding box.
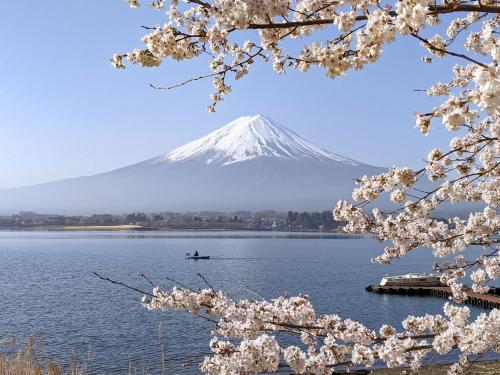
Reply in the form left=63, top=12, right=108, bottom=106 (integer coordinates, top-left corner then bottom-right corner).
left=0, top=115, right=385, bottom=214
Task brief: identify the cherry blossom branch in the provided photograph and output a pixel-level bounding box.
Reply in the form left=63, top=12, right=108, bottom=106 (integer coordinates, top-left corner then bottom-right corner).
left=410, top=32, right=489, bottom=68
left=137, top=280, right=499, bottom=374
left=149, top=47, right=264, bottom=91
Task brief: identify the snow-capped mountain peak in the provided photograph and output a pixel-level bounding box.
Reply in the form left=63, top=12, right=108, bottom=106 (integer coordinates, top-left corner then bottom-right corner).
left=155, top=114, right=359, bottom=166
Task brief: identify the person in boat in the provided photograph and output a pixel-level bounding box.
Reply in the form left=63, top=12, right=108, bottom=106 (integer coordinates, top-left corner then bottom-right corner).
left=193, top=250, right=199, bottom=257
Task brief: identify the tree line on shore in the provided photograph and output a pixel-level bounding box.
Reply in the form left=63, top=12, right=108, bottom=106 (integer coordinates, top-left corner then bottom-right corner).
left=0, top=210, right=343, bottom=231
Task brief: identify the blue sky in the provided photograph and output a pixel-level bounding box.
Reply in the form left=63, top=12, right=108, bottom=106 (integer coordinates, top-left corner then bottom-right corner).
left=0, top=1, right=456, bottom=189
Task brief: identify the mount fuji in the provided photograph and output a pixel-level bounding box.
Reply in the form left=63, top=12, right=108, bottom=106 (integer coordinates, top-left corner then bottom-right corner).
left=0, top=115, right=385, bottom=214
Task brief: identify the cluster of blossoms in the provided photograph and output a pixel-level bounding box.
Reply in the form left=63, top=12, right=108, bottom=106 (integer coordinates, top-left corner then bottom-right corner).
left=333, top=56, right=499, bottom=298
left=115, top=0, right=499, bottom=111
left=330, top=6, right=499, bottom=301
left=140, top=285, right=500, bottom=374
left=115, top=0, right=499, bottom=373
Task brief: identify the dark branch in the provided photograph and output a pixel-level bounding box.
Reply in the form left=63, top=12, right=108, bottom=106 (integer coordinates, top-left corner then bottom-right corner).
left=246, top=5, right=499, bottom=30
left=93, top=272, right=154, bottom=297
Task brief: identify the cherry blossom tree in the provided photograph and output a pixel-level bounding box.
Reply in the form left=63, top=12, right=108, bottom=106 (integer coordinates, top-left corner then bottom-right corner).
left=109, top=0, right=499, bottom=373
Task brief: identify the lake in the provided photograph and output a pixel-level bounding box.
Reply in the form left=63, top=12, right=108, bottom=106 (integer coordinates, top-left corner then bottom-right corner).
left=0, top=231, right=491, bottom=373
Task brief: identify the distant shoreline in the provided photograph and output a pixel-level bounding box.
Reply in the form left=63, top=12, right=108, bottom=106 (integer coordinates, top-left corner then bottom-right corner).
left=0, top=225, right=345, bottom=233
left=0, top=226, right=369, bottom=239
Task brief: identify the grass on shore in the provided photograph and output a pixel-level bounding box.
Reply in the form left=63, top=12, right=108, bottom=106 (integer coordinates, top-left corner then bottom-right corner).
left=0, top=338, right=86, bottom=375
left=372, top=360, right=500, bottom=375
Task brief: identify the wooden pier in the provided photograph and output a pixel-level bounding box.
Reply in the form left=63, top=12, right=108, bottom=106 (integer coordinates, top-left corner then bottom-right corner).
left=366, top=285, right=500, bottom=309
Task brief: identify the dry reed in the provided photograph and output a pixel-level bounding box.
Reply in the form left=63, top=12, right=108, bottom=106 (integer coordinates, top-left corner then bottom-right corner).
left=0, top=337, right=86, bottom=375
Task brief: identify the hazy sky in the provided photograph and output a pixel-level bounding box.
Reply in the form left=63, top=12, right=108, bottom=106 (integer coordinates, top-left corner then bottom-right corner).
left=1, top=1, right=456, bottom=189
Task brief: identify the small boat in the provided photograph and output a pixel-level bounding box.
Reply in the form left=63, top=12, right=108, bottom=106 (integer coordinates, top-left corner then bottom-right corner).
left=379, top=273, right=442, bottom=286
left=185, top=252, right=210, bottom=260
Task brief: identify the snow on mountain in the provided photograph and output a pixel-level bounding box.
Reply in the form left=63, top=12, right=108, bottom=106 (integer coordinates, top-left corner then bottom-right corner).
left=155, top=114, right=359, bottom=166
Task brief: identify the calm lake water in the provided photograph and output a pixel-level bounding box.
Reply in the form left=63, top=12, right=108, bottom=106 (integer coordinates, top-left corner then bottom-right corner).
left=0, top=231, right=491, bottom=373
